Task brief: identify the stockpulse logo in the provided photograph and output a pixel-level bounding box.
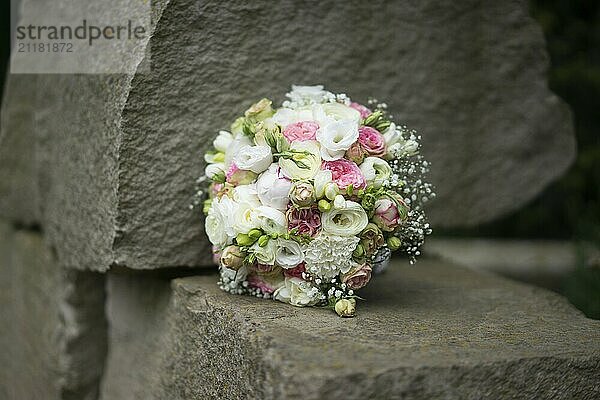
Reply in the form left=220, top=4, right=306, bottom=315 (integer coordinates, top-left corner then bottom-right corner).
left=16, top=19, right=147, bottom=46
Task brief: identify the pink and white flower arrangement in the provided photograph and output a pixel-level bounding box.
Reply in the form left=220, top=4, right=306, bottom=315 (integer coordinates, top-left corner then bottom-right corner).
left=196, top=85, right=433, bottom=317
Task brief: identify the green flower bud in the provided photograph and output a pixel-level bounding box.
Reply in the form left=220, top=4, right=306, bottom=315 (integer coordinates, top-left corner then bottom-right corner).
left=236, top=233, right=255, bottom=247
left=257, top=235, right=270, bottom=247
left=318, top=199, right=331, bottom=212
left=387, top=236, right=402, bottom=251
left=248, top=229, right=263, bottom=240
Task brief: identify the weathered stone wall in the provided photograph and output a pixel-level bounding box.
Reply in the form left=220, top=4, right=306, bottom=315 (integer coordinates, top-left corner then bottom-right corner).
left=0, top=0, right=575, bottom=271
left=0, top=223, right=107, bottom=400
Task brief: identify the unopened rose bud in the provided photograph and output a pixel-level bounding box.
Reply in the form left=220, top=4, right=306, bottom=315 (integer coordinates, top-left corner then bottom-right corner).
left=334, top=298, right=356, bottom=318
left=231, top=117, right=245, bottom=135
left=220, top=245, right=245, bottom=271
left=318, top=199, right=331, bottom=212
left=248, top=229, right=263, bottom=240
left=236, top=233, right=255, bottom=247
left=257, top=235, right=270, bottom=247
left=387, top=236, right=402, bottom=251
left=345, top=142, right=366, bottom=164
left=202, top=199, right=212, bottom=215
left=352, top=244, right=365, bottom=258
left=324, top=182, right=339, bottom=201
left=290, top=181, right=315, bottom=207
left=244, top=98, right=274, bottom=121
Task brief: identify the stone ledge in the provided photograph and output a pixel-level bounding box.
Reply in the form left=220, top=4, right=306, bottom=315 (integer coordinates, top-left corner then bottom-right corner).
left=102, top=258, right=600, bottom=399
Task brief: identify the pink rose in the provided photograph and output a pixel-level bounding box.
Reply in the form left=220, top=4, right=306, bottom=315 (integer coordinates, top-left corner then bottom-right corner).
left=287, top=206, right=321, bottom=237
left=284, top=262, right=306, bottom=279
left=349, top=102, right=372, bottom=119
left=342, top=263, right=372, bottom=290
left=358, top=126, right=386, bottom=157
left=372, top=196, right=408, bottom=232
left=226, top=163, right=257, bottom=185
left=322, top=159, right=366, bottom=190
left=282, top=121, right=319, bottom=142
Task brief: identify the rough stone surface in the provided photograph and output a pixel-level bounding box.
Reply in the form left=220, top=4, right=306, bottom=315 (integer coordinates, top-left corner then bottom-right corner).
left=0, top=0, right=574, bottom=270
left=0, top=222, right=108, bottom=400
left=100, top=258, right=600, bottom=399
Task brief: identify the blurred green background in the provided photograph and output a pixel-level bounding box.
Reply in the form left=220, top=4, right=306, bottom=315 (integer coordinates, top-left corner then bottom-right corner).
left=0, top=1, right=597, bottom=317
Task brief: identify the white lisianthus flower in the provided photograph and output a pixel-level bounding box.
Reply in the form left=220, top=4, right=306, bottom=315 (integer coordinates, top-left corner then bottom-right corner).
left=225, top=136, right=252, bottom=167
left=316, top=119, right=359, bottom=161
left=275, top=239, right=305, bottom=269
left=250, top=238, right=277, bottom=265
left=213, top=130, right=234, bottom=152
left=304, top=234, right=360, bottom=279
left=233, top=145, right=273, bottom=174
left=205, top=196, right=238, bottom=248
left=382, top=122, right=402, bottom=147
left=205, top=163, right=226, bottom=179
left=321, top=195, right=369, bottom=236
left=360, top=157, right=392, bottom=188
left=273, top=277, right=322, bottom=307
left=279, top=140, right=322, bottom=180
left=257, top=206, right=287, bottom=234
left=256, top=164, right=292, bottom=210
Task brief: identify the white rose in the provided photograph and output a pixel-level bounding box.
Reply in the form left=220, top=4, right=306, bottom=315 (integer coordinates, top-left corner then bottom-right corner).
left=213, top=130, right=234, bottom=152
left=233, top=145, right=273, bottom=174
left=274, top=277, right=322, bottom=307
left=232, top=184, right=261, bottom=206
left=322, top=195, right=369, bottom=236
left=321, top=102, right=361, bottom=123
left=257, top=206, right=287, bottom=234
left=250, top=238, right=277, bottom=265
left=275, top=239, right=305, bottom=269
left=233, top=202, right=261, bottom=234
left=225, top=136, right=252, bottom=167
left=316, top=119, right=359, bottom=161
left=360, top=157, right=392, bottom=188
left=256, top=164, right=292, bottom=210
left=204, top=163, right=226, bottom=179
left=205, top=196, right=238, bottom=247
left=279, top=140, right=322, bottom=180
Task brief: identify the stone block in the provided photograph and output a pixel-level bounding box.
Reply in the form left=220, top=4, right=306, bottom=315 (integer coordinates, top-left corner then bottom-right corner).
left=100, top=258, right=600, bottom=399
left=0, top=222, right=108, bottom=400
left=1, top=0, right=574, bottom=270
left=0, top=75, right=39, bottom=225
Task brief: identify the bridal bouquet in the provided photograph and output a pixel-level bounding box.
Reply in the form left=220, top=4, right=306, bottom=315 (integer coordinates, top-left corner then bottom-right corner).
left=196, top=85, right=433, bottom=317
